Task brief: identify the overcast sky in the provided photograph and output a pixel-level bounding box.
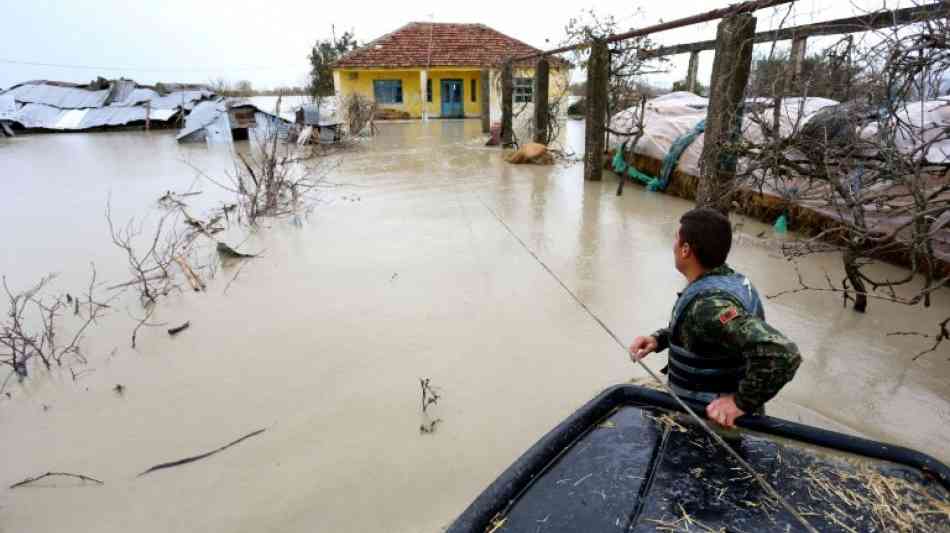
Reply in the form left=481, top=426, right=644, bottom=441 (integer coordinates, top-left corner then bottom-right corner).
left=1, top=0, right=913, bottom=91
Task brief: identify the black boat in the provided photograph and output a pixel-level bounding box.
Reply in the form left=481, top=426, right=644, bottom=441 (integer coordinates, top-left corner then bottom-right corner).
left=447, top=385, right=950, bottom=532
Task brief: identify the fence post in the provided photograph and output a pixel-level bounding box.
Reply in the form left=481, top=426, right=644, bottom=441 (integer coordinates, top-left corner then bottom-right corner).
left=481, top=68, right=491, bottom=133
left=501, top=60, right=514, bottom=146
left=584, top=39, right=609, bottom=181
left=533, top=58, right=550, bottom=144
left=687, top=51, right=700, bottom=93
left=697, top=14, right=756, bottom=211
left=789, top=35, right=807, bottom=93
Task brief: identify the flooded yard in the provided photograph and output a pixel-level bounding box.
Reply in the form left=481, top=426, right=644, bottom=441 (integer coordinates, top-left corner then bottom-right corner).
left=1, top=119, right=948, bottom=532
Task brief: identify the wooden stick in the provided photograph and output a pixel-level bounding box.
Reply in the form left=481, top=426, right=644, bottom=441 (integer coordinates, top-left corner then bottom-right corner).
left=174, top=256, right=205, bottom=292
left=167, top=321, right=190, bottom=336
left=107, top=275, right=164, bottom=291
left=138, top=428, right=266, bottom=476
left=10, top=472, right=104, bottom=489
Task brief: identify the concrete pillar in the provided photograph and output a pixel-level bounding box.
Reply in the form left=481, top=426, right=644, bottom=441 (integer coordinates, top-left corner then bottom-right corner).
left=686, top=51, right=700, bottom=93
left=584, top=39, right=609, bottom=181
left=480, top=68, right=491, bottom=133
left=697, top=14, right=756, bottom=212
left=533, top=58, right=550, bottom=144
left=420, top=69, right=429, bottom=120
left=501, top=61, right=513, bottom=146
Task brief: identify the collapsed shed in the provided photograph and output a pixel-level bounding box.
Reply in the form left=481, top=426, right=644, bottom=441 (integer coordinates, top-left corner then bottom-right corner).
left=0, top=78, right=215, bottom=132
left=175, top=99, right=292, bottom=144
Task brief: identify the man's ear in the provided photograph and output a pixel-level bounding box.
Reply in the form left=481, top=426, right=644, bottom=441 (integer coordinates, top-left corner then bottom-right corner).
left=679, top=241, right=691, bottom=259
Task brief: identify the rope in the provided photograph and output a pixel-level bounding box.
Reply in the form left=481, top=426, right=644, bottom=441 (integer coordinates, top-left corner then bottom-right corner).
left=478, top=198, right=819, bottom=533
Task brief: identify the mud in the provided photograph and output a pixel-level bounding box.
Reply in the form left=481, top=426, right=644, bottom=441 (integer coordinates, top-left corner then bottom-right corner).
left=0, top=119, right=948, bottom=532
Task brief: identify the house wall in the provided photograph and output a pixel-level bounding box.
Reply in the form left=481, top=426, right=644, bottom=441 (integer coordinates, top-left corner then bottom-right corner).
left=333, top=67, right=483, bottom=118
left=334, top=65, right=569, bottom=121
left=335, top=69, right=424, bottom=117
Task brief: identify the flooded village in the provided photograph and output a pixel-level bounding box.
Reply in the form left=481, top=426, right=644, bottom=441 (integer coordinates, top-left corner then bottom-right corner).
left=2, top=1, right=950, bottom=532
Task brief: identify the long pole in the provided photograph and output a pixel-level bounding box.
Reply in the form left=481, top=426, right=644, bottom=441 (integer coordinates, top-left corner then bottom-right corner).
left=479, top=198, right=819, bottom=533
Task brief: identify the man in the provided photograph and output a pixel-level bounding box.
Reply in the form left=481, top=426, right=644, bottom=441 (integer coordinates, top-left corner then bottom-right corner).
left=629, top=207, right=802, bottom=428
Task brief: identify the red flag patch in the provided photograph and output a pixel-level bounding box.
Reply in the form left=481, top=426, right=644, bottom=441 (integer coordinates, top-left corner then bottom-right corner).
left=719, top=307, right=739, bottom=325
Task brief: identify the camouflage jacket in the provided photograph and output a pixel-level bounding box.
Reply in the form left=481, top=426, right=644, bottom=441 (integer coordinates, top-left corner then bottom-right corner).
left=651, top=265, right=802, bottom=412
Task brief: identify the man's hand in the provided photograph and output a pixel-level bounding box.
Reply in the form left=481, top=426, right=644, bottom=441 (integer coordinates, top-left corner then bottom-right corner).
left=629, top=336, right=658, bottom=362
left=706, top=394, right=745, bottom=429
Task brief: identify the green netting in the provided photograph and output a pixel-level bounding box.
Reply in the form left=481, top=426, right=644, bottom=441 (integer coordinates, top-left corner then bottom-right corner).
left=612, top=119, right=706, bottom=193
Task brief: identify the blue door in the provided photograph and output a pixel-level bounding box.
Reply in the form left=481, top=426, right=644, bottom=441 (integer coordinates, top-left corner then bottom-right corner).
left=441, top=79, right=464, bottom=118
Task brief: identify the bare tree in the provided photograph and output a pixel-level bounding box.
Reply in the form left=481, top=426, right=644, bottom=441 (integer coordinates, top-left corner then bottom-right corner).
left=727, top=3, right=950, bottom=356
left=563, top=9, right=669, bottom=123
left=0, top=265, right=111, bottom=383
left=200, top=98, right=338, bottom=226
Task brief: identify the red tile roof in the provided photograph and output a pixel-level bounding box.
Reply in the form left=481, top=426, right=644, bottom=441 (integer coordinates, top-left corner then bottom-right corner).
left=333, top=22, right=559, bottom=69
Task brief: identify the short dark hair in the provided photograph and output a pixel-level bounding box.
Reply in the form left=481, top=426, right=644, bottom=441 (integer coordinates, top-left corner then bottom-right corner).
left=678, top=207, right=732, bottom=269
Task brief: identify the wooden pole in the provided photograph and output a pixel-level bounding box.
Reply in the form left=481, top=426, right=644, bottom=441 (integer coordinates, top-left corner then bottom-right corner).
left=480, top=68, right=491, bottom=133
left=789, top=35, right=807, bottom=93
left=145, top=101, right=151, bottom=132
left=501, top=61, right=513, bottom=146
left=533, top=58, right=550, bottom=144
left=686, top=51, right=700, bottom=93
left=584, top=40, right=609, bottom=181
left=696, top=14, right=756, bottom=211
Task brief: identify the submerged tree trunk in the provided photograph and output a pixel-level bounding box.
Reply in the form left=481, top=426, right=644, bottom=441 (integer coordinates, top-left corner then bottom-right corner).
left=844, top=247, right=868, bottom=313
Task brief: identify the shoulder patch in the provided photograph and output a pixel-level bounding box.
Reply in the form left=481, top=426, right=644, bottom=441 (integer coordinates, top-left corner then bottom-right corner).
left=719, top=306, right=739, bottom=325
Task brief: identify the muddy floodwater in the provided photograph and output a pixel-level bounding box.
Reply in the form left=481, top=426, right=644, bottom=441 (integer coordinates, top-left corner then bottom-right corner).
left=1, top=119, right=949, bottom=532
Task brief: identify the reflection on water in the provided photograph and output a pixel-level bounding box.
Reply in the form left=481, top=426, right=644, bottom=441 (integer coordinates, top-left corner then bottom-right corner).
left=0, top=119, right=948, bottom=532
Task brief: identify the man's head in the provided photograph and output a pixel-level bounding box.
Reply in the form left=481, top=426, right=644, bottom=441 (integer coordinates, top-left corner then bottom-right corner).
left=673, top=207, right=732, bottom=277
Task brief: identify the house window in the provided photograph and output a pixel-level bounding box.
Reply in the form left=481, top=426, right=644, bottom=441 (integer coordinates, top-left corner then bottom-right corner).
left=373, top=79, right=403, bottom=104
left=471, top=79, right=477, bottom=102
left=427, top=79, right=432, bottom=102
left=514, top=77, right=533, bottom=103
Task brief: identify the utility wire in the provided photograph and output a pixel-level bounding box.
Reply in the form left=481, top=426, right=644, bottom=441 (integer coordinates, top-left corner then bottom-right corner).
left=0, top=58, right=300, bottom=73
left=478, top=198, right=819, bottom=533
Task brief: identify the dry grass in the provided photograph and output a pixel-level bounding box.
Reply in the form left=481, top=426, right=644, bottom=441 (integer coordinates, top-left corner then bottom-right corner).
left=648, top=504, right=731, bottom=532
left=800, top=464, right=950, bottom=533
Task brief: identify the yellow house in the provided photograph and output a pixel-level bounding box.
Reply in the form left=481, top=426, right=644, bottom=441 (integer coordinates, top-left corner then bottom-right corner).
left=331, top=22, right=569, bottom=121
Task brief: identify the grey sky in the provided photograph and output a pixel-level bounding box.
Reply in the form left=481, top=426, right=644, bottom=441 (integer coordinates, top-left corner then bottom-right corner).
left=1, top=0, right=908, bottom=91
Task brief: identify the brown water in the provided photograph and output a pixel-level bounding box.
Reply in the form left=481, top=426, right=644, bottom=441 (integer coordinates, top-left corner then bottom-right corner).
left=1, top=120, right=948, bottom=532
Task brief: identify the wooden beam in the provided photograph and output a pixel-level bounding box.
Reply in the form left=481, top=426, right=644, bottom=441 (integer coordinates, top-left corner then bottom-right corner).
left=584, top=40, right=609, bottom=181
left=512, top=0, right=793, bottom=61
left=480, top=69, right=490, bottom=133
left=501, top=62, right=513, bottom=146
left=533, top=59, right=550, bottom=144
left=647, top=2, right=946, bottom=57
left=697, top=14, right=757, bottom=212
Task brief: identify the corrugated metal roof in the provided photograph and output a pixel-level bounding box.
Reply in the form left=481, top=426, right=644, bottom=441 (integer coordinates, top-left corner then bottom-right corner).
left=0, top=94, right=16, bottom=121
left=1, top=79, right=213, bottom=131
left=8, top=102, right=180, bottom=130
left=56, top=109, right=88, bottom=129
left=77, top=107, right=147, bottom=129
left=177, top=100, right=228, bottom=142
left=12, top=103, right=63, bottom=128
left=6, top=83, right=110, bottom=109
left=111, top=88, right=212, bottom=110
left=111, top=88, right=161, bottom=107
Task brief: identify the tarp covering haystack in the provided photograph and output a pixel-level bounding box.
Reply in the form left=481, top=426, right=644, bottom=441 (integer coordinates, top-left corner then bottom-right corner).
left=0, top=78, right=215, bottom=132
